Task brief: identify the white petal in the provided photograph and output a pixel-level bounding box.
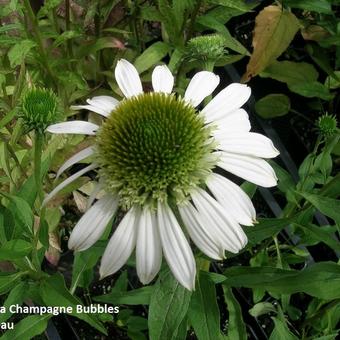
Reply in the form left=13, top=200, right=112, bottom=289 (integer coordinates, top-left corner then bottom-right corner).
left=178, top=203, right=224, bottom=260
left=152, top=65, right=174, bottom=94
left=217, top=151, right=278, bottom=187
left=115, top=59, right=143, bottom=98
left=42, top=163, right=97, bottom=207
left=191, top=188, right=248, bottom=252
left=206, top=173, right=256, bottom=226
left=217, top=132, right=280, bottom=158
left=68, top=195, right=118, bottom=251
left=46, top=121, right=99, bottom=135
left=86, top=182, right=104, bottom=210
left=100, top=206, right=140, bottom=278
left=202, top=83, right=251, bottom=123
left=210, top=109, right=251, bottom=136
left=184, top=71, right=220, bottom=107
left=136, top=207, right=162, bottom=284
left=56, top=146, right=95, bottom=179
left=157, top=201, right=196, bottom=290
left=71, top=96, right=118, bottom=117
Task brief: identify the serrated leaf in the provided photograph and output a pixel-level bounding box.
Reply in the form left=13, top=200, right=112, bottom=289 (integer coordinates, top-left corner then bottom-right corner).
left=260, top=60, right=318, bottom=85
left=242, top=6, right=300, bottom=81
left=255, top=94, right=290, bottom=118
left=148, top=270, right=192, bottom=340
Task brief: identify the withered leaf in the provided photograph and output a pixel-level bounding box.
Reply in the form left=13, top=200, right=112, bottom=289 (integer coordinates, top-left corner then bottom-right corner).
left=242, top=6, right=300, bottom=82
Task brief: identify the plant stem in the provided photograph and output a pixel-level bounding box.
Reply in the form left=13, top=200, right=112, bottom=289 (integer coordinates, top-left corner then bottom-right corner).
left=22, top=0, right=57, bottom=87
left=34, top=132, right=43, bottom=204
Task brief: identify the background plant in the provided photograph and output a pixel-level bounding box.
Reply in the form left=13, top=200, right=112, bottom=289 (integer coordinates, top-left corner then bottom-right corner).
left=0, top=0, right=339, bottom=339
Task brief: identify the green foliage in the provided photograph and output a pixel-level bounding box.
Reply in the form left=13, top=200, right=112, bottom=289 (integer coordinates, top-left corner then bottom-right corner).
left=0, top=0, right=339, bottom=338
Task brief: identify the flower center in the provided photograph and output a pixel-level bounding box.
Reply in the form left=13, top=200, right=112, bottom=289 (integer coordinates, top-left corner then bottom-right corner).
left=95, top=92, right=216, bottom=209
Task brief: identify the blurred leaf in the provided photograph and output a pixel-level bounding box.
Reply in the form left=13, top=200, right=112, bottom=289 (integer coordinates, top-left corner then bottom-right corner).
left=255, top=94, right=290, bottom=118
left=209, top=0, right=260, bottom=11
left=242, top=6, right=300, bottom=81
left=260, top=61, right=318, bottom=85
left=134, top=42, right=170, bottom=73
left=288, top=81, right=333, bottom=100
left=0, top=239, right=32, bottom=260
left=8, top=39, right=36, bottom=68
left=224, top=287, right=247, bottom=340
left=223, top=262, right=340, bottom=299
left=188, top=272, right=222, bottom=340
left=0, top=314, right=51, bottom=340
left=0, top=272, right=22, bottom=295
left=283, top=0, right=332, bottom=14
left=325, top=71, right=340, bottom=89
left=269, top=317, right=299, bottom=340
left=76, top=37, right=123, bottom=57
left=148, top=270, right=191, bottom=340
left=249, top=302, right=276, bottom=317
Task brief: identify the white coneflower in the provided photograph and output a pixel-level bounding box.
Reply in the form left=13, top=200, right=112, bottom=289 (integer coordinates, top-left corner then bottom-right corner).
left=45, top=59, right=279, bottom=290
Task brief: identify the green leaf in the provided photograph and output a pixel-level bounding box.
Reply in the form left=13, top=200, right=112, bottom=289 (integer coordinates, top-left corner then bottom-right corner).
left=39, top=273, right=107, bottom=334
left=325, top=71, right=340, bottom=89
left=71, top=243, right=104, bottom=290
left=223, top=262, right=340, bottom=299
left=269, top=317, right=299, bottom=340
left=283, top=0, right=332, bottom=14
left=188, top=272, right=222, bottom=340
left=134, top=42, right=170, bottom=74
left=5, top=195, right=34, bottom=231
left=299, top=193, right=340, bottom=225
left=76, top=37, right=123, bottom=58
left=260, top=61, right=318, bottom=85
left=0, top=205, right=14, bottom=242
left=0, top=272, right=23, bottom=295
left=148, top=270, right=192, bottom=340
left=0, top=314, right=51, bottom=340
left=246, top=218, right=290, bottom=244
left=295, top=223, right=340, bottom=253
left=94, top=286, right=153, bottom=305
left=288, top=81, right=333, bottom=100
left=0, top=282, right=28, bottom=323
left=8, top=39, right=37, bottom=68
left=255, top=94, right=290, bottom=118
left=249, top=302, right=276, bottom=317
left=209, top=0, right=259, bottom=12
left=0, top=239, right=32, bottom=260
left=224, top=288, right=247, bottom=340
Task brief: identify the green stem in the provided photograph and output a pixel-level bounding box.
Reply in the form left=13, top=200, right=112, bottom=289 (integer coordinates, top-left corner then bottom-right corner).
left=22, top=0, right=57, bottom=87
left=34, top=132, right=43, bottom=204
